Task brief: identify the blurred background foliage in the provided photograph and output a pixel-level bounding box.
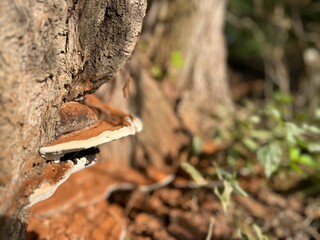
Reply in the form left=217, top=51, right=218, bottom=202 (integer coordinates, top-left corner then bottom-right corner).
left=195, top=0, right=320, bottom=186
left=225, top=0, right=320, bottom=120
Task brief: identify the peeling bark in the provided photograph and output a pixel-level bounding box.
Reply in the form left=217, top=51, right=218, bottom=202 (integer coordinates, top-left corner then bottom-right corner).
left=0, top=0, right=146, bottom=239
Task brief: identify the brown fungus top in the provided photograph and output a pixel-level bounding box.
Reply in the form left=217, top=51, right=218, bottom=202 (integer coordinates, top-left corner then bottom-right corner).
left=56, top=101, right=98, bottom=136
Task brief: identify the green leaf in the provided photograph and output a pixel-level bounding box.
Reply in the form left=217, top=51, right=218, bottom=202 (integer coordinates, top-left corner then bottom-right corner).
left=151, top=65, right=164, bottom=79
left=289, top=147, right=300, bottom=161
left=253, top=224, right=269, bottom=240
left=299, top=154, right=317, bottom=168
left=216, top=168, right=232, bottom=180
left=192, top=136, right=204, bottom=155
left=214, top=180, right=233, bottom=213
left=290, top=162, right=304, bottom=175
left=249, top=115, right=260, bottom=124
left=274, top=92, right=293, bottom=104
left=267, top=108, right=281, bottom=120
left=231, top=179, right=248, bottom=197
left=308, top=143, right=320, bottom=153
left=180, top=162, right=207, bottom=185
left=170, top=50, right=184, bottom=69
left=243, top=137, right=258, bottom=151
left=216, top=168, right=248, bottom=197
left=302, top=124, right=320, bottom=134
left=250, top=130, right=273, bottom=141
left=257, top=142, right=282, bottom=178
left=240, top=232, right=250, bottom=240
left=285, top=122, right=304, bottom=146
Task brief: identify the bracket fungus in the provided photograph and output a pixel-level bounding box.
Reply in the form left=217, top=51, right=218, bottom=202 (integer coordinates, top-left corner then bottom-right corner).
left=40, top=95, right=142, bottom=162
left=30, top=95, right=142, bottom=206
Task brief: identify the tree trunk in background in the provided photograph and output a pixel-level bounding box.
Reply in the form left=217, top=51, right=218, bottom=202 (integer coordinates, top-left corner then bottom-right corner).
left=145, top=0, right=232, bottom=133
left=108, top=0, right=232, bottom=168
left=0, top=0, right=146, bottom=239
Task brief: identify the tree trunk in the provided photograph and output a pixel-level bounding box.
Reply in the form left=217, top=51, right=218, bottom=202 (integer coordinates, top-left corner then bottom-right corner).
left=114, top=0, right=233, bottom=168
left=145, top=0, right=232, bottom=133
left=0, top=0, right=146, bottom=239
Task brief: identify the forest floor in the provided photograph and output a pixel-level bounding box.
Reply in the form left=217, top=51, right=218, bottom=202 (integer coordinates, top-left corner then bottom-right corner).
left=26, top=143, right=320, bottom=240
left=26, top=72, right=320, bottom=239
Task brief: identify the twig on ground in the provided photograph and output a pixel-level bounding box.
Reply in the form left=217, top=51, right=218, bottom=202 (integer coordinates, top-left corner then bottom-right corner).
left=206, top=217, right=215, bottom=240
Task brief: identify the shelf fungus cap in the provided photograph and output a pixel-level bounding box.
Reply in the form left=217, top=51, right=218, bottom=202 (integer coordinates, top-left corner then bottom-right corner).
left=33, top=97, right=142, bottom=206
left=29, top=97, right=143, bottom=207
left=28, top=155, right=97, bottom=207
left=56, top=101, right=98, bottom=136
left=40, top=97, right=143, bottom=161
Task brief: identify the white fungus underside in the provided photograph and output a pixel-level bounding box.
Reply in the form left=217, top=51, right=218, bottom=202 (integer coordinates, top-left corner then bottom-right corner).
left=40, top=117, right=142, bottom=159
left=28, top=157, right=96, bottom=207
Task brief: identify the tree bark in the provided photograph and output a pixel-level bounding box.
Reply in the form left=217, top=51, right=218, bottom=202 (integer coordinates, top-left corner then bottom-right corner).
left=112, top=0, right=233, bottom=168
left=0, top=0, right=146, bottom=239
left=144, top=0, right=233, bottom=135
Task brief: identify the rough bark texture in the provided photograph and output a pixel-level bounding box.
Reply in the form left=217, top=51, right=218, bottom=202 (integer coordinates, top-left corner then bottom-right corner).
left=0, top=0, right=146, bottom=239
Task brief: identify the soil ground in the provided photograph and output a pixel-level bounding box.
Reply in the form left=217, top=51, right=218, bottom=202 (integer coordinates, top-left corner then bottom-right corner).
left=26, top=151, right=320, bottom=239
